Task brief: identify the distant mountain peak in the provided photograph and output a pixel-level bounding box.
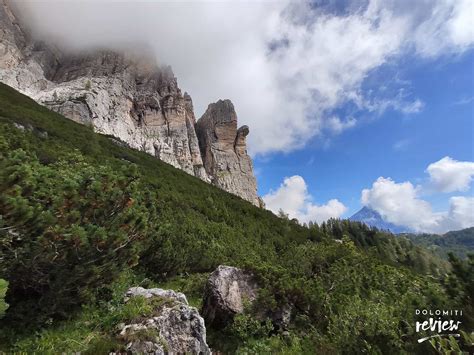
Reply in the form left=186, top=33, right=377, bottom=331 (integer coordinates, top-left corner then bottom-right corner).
left=350, top=206, right=410, bottom=234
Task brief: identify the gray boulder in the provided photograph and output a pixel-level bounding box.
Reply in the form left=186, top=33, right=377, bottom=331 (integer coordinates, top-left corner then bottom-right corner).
left=118, top=287, right=211, bottom=354
left=202, top=266, right=293, bottom=331
left=201, top=265, right=259, bottom=327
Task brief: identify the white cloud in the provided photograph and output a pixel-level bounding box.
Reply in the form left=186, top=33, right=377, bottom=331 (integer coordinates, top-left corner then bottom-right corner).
left=426, top=156, right=474, bottom=192
left=263, top=175, right=346, bottom=224
left=446, top=196, right=474, bottom=230
left=454, top=95, right=474, bottom=105
left=393, top=139, right=410, bottom=151
left=13, top=0, right=473, bottom=155
left=361, top=177, right=474, bottom=233
left=349, top=90, right=425, bottom=116
left=412, top=0, right=474, bottom=57
left=361, top=177, right=437, bottom=231
left=398, top=99, right=425, bottom=114
left=325, top=116, right=357, bottom=134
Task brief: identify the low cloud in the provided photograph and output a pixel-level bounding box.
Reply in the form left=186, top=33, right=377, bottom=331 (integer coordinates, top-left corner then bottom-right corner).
left=361, top=175, right=474, bottom=234
left=447, top=196, right=474, bottom=231
left=263, top=175, right=346, bottom=224
left=362, top=177, right=440, bottom=232
left=426, top=156, right=474, bottom=193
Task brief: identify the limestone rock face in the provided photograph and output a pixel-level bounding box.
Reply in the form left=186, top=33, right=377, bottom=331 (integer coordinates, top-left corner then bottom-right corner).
left=201, top=265, right=259, bottom=327
left=196, top=100, right=259, bottom=205
left=36, top=51, right=209, bottom=181
left=119, top=287, right=211, bottom=355
left=0, top=0, right=260, bottom=204
left=0, top=0, right=26, bottom=69
left=0, top=1, right=60, bottom=96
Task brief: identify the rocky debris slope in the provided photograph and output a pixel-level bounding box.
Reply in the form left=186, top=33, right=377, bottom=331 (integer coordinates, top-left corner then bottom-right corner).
left=0, top=0, right=259, bottom=205
left=118, top=287, right=211, bottom=354
left=202, top=265, right=292, bottom=331
left=196, top=101, right=259, bottom=206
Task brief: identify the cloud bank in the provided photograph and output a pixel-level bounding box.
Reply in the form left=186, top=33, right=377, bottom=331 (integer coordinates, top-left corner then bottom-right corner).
left=263, top=175, right=346, bottom=224
left=426, top=156, right=474, bottom=193
left=362, top=157, right=474, bottom=233
left=13, top=0, right=474, bottom=155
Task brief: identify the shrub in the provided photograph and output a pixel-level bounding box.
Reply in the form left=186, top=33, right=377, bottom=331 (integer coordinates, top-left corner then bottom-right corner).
left=230, top=314, right=273, bottom=341
left=0, top=149, right=154, bottom=323
left=0, top=279, right=8, bottom=318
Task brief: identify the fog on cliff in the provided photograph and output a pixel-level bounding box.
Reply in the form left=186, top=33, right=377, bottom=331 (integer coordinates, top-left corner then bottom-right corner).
left=12, top=0, right=473, bottom=156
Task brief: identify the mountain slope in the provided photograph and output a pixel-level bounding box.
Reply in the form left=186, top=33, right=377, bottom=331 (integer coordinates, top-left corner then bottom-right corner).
left=0, top=81, right=310, bottom=275
left=404, top=227, right=474, bottom=259
left=350, top=206, right=410, bottom=234
left=0, top=83, right=462, bottom=354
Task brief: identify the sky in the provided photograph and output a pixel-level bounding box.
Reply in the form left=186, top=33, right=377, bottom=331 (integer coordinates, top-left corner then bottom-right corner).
left=14, top=0, right=474, bottom=233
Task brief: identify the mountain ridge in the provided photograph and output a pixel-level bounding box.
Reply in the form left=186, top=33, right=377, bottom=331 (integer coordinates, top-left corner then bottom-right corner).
left=404, top=227, right=474, bottom=259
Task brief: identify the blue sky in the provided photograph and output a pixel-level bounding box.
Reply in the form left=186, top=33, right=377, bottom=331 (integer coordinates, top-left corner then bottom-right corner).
left=256, top=49, right=474, bottom=220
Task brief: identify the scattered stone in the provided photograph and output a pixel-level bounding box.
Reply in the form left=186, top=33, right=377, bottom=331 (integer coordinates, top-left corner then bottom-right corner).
left=36, top=129, right=48, bottom=138
left=270, top=303, right=292, bottom=331
left=13, top=123, right=25, bottom=131
left=12, top=122, right=35, bottom=132
left=108, top=136, right=131, bottom=148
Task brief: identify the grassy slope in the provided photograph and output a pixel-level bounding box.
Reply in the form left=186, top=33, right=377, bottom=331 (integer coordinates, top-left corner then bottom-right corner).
left=0, top=81, right=449, bottom=279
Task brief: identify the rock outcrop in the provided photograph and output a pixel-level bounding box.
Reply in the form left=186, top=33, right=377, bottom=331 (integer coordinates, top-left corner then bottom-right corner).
left=125, top=286, right=188, bottom=304
left=0, top=0, right=260, bottom=205
left=201, top=265, right=259, bottom=327
left=119, top=287, right=211, bottom=354
left=196, top=101, right=259, bottom=205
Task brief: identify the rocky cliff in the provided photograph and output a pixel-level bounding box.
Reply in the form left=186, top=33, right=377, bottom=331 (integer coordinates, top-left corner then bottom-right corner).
left=0, top=0, right=259, bottom=205
left=196, top=100, right=259, bottom=205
